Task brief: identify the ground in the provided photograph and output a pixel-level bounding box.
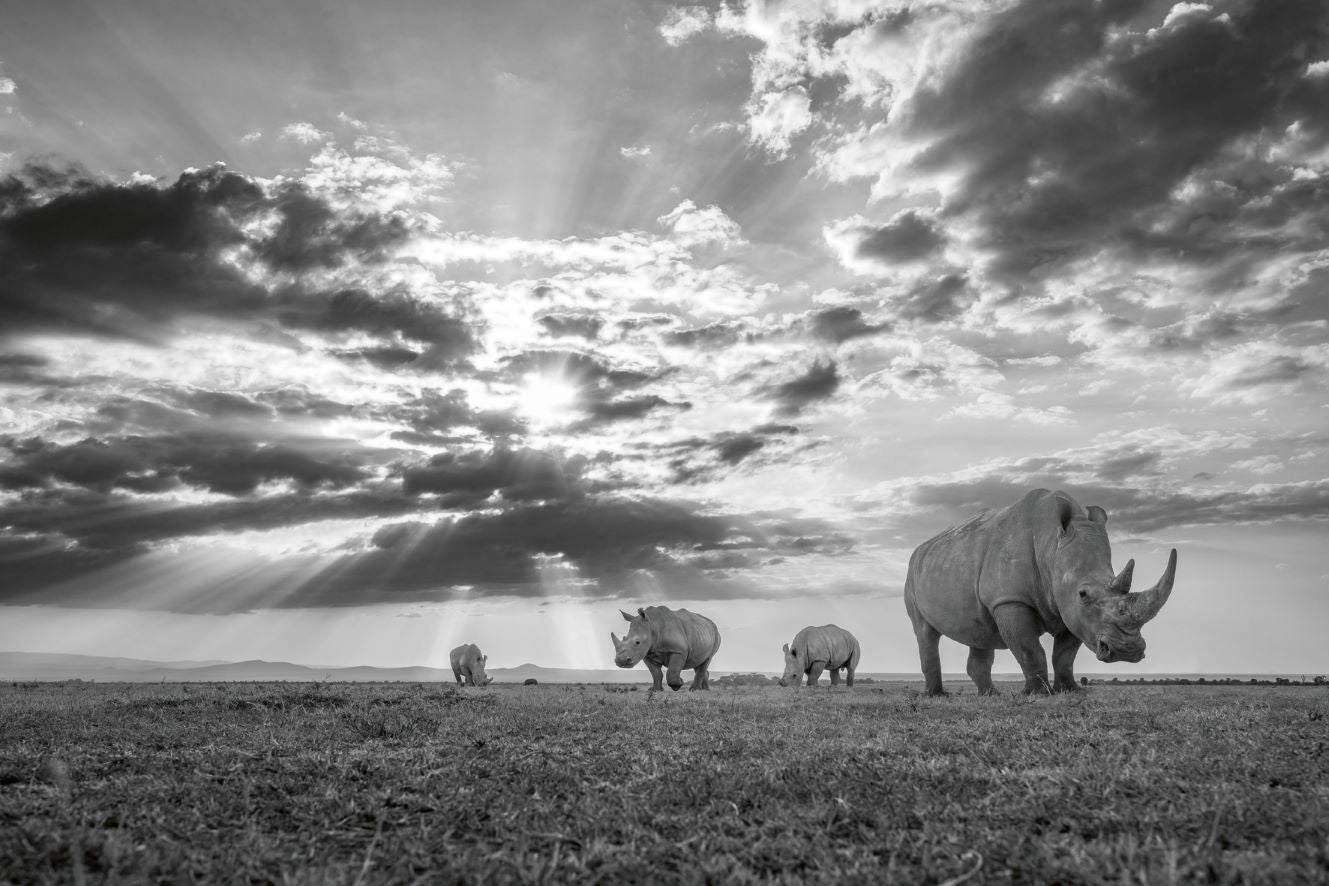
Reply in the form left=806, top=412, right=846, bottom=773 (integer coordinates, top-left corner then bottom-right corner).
left=1, top=681, right=1326, bottom=884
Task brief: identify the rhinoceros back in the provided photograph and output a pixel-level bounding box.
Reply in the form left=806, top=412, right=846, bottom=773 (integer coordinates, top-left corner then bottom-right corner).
left=449, top=643, right=482, bottom=672
left=906, top=495, right=1049, bottom=649
left=646, top=606, right=721, bottom=668
left=793, top=625, right=859, bottom=669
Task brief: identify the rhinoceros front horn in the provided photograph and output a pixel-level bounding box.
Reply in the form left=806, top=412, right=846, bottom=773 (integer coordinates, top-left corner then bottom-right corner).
left=1121, top=549, right=1177, bottom=628
left=1108, top=559, right=1135, bottom=595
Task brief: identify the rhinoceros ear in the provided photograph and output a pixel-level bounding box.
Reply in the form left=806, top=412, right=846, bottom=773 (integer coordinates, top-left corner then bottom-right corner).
left=1087, top=506, right=1108, bottom=525
left=782, top=643, right=790, bottom=655
left=638, top=606, right=647, bottom=619
left=1057, top=497, right=1074, bottom=534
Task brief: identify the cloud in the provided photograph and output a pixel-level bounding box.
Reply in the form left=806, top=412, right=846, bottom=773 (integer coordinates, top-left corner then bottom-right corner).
left=826, top=210, right=945, bottom=273
left=620, top=144, right=652, bottom=160
left=766, top=359, right=839, bottom=416
left=279, top=122, right=330, bottom=144
left=808, top=306, right=890, bottom=344
left=658, top=199, right=745, bottom=249
left=746, top=88, right=813, bottom=158
left=660, top=6, right=714, bottom=46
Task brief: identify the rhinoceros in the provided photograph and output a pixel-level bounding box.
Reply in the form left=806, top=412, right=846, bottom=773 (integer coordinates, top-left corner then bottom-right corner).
left=904, top=489, right=1177, bottom=696
left=780, top=624, right=861, bottom=688
left=449, top=643, right=492, bottom=687
left=610, top=606, right=721, bottom=691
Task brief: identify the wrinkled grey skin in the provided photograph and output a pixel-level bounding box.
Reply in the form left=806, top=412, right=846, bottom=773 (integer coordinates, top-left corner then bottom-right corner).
left=905, top=489, right=1178, bottom=696
left=780, top=625, right=861, bottom=688
left=610, top=606, right=721, bottom=691
left=449, top=643, right=492, bottom=687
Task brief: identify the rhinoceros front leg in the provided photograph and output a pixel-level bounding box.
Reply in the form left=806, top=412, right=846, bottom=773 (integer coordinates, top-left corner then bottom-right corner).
left=992, top=603, right=1051, bottom=695
left=806, top=660, right=826, bottom=688
left=966, top=647, right=997, bottom=696
left=644, top=659, right=665, bottom=692
left=665, top=653, right=686, bottom=691
left=1051, top=630, right=1082, bottom=693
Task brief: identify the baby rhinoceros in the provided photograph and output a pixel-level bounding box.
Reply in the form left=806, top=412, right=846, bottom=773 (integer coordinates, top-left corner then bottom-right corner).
left=449, top=643, right=492, bottom=687
left=780, top=624, right=861, bottom=688
left=610, top=606, right=721, bottom=691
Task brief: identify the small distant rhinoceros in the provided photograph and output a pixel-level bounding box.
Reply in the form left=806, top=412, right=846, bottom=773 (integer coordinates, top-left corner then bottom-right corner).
left=780, top=624, right=861, bottom=688
left=610, top=606, right=721, bottom=691
left=905, top=489, right=1177, bottom=696
left=449, top=644, right=492, bottom=687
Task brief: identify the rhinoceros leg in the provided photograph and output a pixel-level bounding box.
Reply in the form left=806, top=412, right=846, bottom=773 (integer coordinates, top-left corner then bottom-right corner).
left=644, top=659, right=665, bottom=692
left=452, top=668, right=463, bottom=687
left=910, top=620, right=948, bottom=697
left=992, top=603, right=1051, bottom=695
left=1051, top=630, right=1082, bottom=693
left=690, top=659, right=712, bottom=690
left=828, top=666, right=841, bottom=687
left=806, top=660, right=826, bottom=687
left=665, top=653, right=686, bottom=691
left=966, top=647, right=997, bottom=695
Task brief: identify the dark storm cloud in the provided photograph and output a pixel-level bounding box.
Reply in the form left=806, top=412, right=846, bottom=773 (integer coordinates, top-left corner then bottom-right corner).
left=766, top=360, right=840, bottom=416
left=892, top=0, right=1329, bottom=287
left=851, top=211, right=944, bottom=264
left=0, top=433, right=370, bottom=496
left=662, top=423, right=802, bottom=483
left=0, top=491, right=848, bottom=611
left=401, top=447, right=586, bottom=504
left=538, top=313, right=604, bottom=340
left=0, top=164, right=266, bottom=339
left=664, top=322, right=746, bottom=349
left=809, top=307, right=890, bottom=344
left=896, top=274, right=972, bottom=323
left=0, top=163, right=474, bottom=351
left=253, top=184, right=409, bottom=271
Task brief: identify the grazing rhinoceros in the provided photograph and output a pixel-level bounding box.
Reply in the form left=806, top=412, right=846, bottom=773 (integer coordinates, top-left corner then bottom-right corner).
left=449, top=644, right=492, bottom=687
left=610, top=606, right=721, bottom=691
left=904, top=489, right=1177, bottom=696
left=780, top=624, right=861, bottom=688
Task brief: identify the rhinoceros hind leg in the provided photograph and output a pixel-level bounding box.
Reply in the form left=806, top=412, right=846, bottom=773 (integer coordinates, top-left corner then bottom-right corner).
left=1051, top=630, right=1082, bottom=693
left=966, top=646, right=998, bottom=695
left=644, top=659, right=665, bottom=692
left=690, top=659, right=712, bottom=691
left=993, top=603, right=1051, bottom=695
left=829, top=666, right=841, bottom=687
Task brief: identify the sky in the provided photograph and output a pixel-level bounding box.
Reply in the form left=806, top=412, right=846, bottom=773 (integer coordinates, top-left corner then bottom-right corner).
left=0, top=0, right=1326, bottom=677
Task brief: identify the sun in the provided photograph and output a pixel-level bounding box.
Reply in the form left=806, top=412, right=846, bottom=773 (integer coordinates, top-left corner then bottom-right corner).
left=517, top=373, right=580, bottom=427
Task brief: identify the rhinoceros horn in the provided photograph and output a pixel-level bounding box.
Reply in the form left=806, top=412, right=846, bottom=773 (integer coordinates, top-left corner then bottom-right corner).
left=1120, top=549, right=1177, bottom=628
left=1107, top=559, right=1135, bottom=595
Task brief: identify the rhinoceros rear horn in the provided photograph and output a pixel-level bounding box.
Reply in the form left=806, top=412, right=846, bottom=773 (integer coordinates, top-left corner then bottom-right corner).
left=1121, top=549, right=1177, bottom=628
left=1108, top=559, right=1135, bottom=595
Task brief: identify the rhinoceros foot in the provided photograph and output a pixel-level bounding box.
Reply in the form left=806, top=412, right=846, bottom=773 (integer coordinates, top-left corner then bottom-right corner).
left=1052, top=677, right=1082, bottom=693
left=923, top=687, right=950, bottom=698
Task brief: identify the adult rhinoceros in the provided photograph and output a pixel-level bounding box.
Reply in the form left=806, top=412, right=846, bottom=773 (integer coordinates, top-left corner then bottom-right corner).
left=610, top=606, right=721, bottom=691
left=904, top=489, right=1177, bottom=696
left=449, top=644, right=492, bottom=687
left=780, top=625, right=860, bottom=688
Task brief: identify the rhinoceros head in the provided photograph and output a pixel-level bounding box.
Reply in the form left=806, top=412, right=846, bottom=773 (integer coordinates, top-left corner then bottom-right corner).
left=778, top=643, right=803, bottom=687
left=472, top=654, right=492, bottom=687
left=1053, top=500, right=1178, bottom=664
left=610, top=607, right=651, bottom=668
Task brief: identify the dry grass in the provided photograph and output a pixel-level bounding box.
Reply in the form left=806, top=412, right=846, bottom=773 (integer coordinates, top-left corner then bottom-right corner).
left=1, top=680, right=1326, bottom=884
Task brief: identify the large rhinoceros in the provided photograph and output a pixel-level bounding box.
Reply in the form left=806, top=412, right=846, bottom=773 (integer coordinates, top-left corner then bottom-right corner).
left=904, top=489, right=1177, bottom=696
left=449, top=643, right=492, bottom=687
left=610, top=606, right=721, bottom=691
left=779, top=624, right=861, bottom=688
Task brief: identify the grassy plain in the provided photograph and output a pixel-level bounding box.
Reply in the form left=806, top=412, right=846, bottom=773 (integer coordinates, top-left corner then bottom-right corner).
left=1, top=680, right=1326, bottom=884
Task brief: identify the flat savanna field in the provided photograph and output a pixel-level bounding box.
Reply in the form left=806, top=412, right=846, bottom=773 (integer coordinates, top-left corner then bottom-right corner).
left=1, top=681, right=1326, bottom=885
